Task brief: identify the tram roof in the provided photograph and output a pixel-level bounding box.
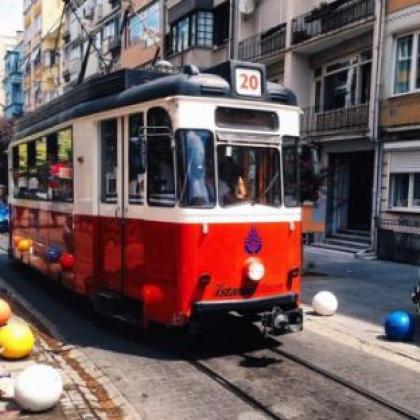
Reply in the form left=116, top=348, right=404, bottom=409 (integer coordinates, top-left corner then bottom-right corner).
left=15, top=60, right=297, bottom=140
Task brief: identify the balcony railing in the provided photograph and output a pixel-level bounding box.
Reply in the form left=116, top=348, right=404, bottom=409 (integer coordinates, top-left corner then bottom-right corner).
left=291, top=0, right=374, bottom=45
left=301, top=103, right=369, bottom=137
left=238, top=24, right=286, bottom=62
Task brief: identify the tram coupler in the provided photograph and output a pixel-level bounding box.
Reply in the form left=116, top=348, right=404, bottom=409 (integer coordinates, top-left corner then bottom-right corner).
left=261, top=306, right=303, bottom=336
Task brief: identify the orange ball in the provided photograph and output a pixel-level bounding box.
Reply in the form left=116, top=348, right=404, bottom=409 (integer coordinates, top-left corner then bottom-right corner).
left=18, top=239, right=32, bottom=253
left=14, top=236, right=23, bottom=247
left=0, top=299, right=11, bottom=326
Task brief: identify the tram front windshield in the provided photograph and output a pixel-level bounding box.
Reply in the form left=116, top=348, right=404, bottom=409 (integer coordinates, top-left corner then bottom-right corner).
left=177, top=129, right=283, bottom=208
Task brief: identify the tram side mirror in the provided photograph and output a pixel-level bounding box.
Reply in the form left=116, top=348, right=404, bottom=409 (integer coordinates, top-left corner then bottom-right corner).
left=130, top=136, right=147, bottom=173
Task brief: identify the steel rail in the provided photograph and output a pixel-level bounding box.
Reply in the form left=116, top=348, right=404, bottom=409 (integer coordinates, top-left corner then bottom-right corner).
left=268, top=346, right=420, bottom=420
left=186, top=356, right=286, bottom=420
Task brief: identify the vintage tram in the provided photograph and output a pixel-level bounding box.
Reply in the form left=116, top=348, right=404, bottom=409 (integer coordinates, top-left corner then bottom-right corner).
left=8, top=61, right=302, bottom=335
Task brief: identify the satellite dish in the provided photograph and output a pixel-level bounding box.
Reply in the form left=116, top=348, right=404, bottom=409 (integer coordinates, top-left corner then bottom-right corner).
left=239, top=0, right=256, bottom=15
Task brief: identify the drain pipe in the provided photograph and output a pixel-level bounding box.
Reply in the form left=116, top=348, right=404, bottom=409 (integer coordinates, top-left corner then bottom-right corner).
left=370, top=0, right=386, bottom=255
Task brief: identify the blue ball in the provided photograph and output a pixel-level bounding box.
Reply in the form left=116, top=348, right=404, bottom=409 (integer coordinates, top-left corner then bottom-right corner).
left=385, top=310, right=416, bottom=341
left=47, top=247, right=62, bottom=263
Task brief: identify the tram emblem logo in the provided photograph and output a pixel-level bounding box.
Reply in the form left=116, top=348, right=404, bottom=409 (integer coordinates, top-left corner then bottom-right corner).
left=244, top=226, right=262, bottom=255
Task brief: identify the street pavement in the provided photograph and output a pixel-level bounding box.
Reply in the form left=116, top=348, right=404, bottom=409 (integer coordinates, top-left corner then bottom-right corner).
left=0, top=234, right=419, bottom=419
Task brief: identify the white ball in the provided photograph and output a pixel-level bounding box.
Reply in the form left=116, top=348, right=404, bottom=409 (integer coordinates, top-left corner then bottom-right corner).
left=14, top=364, right=63, bottom=412
left=312, top=291, right=338, bottom=316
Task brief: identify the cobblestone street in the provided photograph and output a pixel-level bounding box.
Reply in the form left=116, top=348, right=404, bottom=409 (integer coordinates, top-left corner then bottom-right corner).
left=0, top=234, right=419, bottom=419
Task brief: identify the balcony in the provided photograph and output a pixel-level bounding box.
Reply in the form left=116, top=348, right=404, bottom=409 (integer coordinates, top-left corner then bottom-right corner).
left=301, top=103, right=369, bottom=138
left=380, top=93, right=420, bottom=128
left=238, top=24, right=286, bottom=62
left=291, top=0, right=375, bottom=46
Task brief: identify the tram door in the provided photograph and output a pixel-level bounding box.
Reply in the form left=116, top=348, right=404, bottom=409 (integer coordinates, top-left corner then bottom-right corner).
left=98, top=118, right=124, bottom=292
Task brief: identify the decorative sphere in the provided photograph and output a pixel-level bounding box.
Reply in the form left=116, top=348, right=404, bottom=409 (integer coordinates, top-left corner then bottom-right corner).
left=46, top=247, right=62, bottom=263
left=0, top=299, right=11, bottom=326
left=17, top=239, right=32, bottom=253
left=312, top=291, right=338, bottom=316
left=59, top=253, right=74, bottom=272
left=385, top=310, right=415, bottom=341
left=14, top=364, right=63, bottom=412
left=0, top=323, right=35, bottom=359
left=13, top=236, right=23, bottom=247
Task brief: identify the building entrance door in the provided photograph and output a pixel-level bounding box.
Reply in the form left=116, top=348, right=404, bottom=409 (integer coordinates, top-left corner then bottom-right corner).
left=347, top=151, right=374, bottom=231
left=330, top=151, right=373, bottom=233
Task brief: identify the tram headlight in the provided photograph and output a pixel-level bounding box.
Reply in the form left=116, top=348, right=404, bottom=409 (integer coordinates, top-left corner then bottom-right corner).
left=247, top=260, right=265, bottom=282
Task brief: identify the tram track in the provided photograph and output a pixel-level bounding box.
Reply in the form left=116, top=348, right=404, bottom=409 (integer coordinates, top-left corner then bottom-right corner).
left=178, top=322, right=420, bottom=420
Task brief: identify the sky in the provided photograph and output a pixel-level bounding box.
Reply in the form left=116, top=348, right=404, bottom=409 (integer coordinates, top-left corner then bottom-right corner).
left=0, top=0, right=23, bottom=37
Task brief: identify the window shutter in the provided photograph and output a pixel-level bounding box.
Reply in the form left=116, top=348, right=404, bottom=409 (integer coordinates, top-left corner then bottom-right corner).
left=390, top=150, right=420, bottom=173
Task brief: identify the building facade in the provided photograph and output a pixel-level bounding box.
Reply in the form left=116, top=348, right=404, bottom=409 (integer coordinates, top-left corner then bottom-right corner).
left=162, top=0, right=380, bottom=251
left=3, top=32, right=24, bottom=120
left=376, top=0, right=420, bottom=264
left=0, top=34, right=17, bottom=117
left=61, top=0, right=121, bottom=88
left=23, top=0, right=63, bottom=112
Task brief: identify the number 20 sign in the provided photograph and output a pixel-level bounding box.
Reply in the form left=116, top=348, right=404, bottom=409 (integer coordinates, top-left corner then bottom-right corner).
left=235, top=68, right=262, bottom=97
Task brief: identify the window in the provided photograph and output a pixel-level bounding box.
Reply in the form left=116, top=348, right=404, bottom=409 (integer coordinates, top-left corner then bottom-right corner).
left=217, top=145, right=281, bottom=208
left=101, top=119, right=118, bottom=203
left=282, top=136, right=299, bottom=207
left=393, top=32, right=420, bottom=94
left=177, top=130, right=215, bottom=208
left=128, top=2, right=160, bottom=47
left=213, top=2, right=229, bottom=46
left=11, top=129, right=73, bottom=202
left=394, top=35, right=413, bottom=94
left=147, top=107, right=175, bottom=207
left=169, top=11, right=214, bottom=54
left=313, top=51, right=372, bottom=111
left=13, top=143, right=28, bottom=198
left=128, top=114, right=145, bottom=204
left=215, top=107, right=279, bottom=131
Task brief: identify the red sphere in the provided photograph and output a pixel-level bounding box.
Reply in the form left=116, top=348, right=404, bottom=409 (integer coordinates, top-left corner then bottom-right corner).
left=59, top=253, right=74, bottom=272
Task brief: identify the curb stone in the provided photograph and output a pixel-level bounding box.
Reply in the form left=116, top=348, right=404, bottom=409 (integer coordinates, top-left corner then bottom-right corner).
left=0, top=277, right=141, bottom=420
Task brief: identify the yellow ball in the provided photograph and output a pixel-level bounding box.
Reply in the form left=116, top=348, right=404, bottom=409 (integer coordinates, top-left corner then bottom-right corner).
left=0, top=323, right=35, bottom=359
left=17, top=239, right=32, bottom=253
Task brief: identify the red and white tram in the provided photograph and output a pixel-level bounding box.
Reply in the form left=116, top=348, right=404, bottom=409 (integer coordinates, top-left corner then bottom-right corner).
left=9, top=61, right=302, bottom=335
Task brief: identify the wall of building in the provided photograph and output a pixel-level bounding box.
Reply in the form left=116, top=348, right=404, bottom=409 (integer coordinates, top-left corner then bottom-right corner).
left=0, top=35, right=17, bottom=117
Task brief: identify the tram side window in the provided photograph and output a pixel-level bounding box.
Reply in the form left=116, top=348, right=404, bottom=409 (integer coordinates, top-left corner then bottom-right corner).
left=47, top=129, right=73, bottom=202
left=35, top=137, right=48, bottom=200
left=147, top=107, right=175, bottom=207
left=282, top=136, right=300, bottom=207
left=129, top=113, right=145, bottom=204
left=177, top=130, right=215, bottom=208
left=27, top=141, right=37, bottom=198
left=101, top=119, right=118, bottom=203
left=12, top=143, right=28, bottom=198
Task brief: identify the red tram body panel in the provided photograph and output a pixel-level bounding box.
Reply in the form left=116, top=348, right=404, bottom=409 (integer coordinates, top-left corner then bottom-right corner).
left=9, top=61, right=303, bottom=335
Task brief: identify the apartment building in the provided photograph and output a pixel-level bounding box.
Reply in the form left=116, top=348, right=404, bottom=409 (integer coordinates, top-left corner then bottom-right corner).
left=163, top=0, right=380, bottom=251
left=22, top=0, right=63, bottom=112
left=164, top=0, right=231, bottom=67
left=377, top=0, right=420, bottom=264
left=3, top=32, right=24, bottom=119
left=0, top=34, right=17, bottom=117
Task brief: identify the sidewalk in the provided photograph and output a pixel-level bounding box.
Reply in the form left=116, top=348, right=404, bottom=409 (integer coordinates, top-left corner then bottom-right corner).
left=302, top=246, right=420, bottom=371
left=0, top=287, right=138, bottom=420
left=0, top=233, right=139, bottom=419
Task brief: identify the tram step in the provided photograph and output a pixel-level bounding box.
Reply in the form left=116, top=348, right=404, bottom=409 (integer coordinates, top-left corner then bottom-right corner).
left=91, top=290, right=141, bottom=325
